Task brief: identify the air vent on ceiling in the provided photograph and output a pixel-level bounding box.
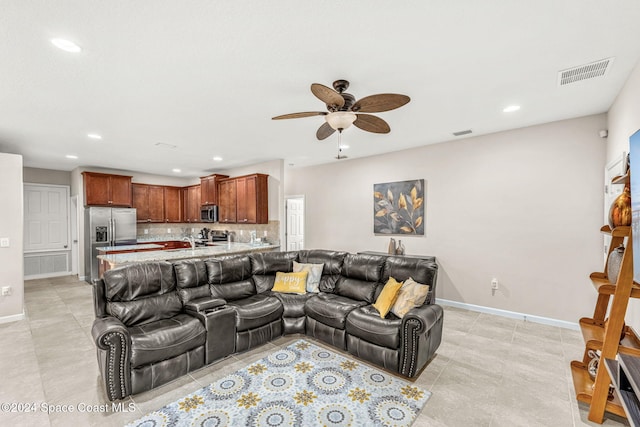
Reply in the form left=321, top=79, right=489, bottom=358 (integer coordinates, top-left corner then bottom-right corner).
left=558, top=57, right=614, bottom=86
left=453, top=129, right=472, bottom=137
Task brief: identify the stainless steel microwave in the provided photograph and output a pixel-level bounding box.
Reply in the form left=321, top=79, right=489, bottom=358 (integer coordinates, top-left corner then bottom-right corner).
left=200, top=205, right=218, bottom=222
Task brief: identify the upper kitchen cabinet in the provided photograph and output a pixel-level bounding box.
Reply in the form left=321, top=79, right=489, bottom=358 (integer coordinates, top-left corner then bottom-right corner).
left=200, top=174, right=229, bottom=206
left=218, top=178, right=237, bottom=223
left=182, top=185, right=201, bottom=223
left=132, top=184, right=164, bottom=222
left=218, top=173, right=269, bottom=224
left=236, top=174, right=268, bottom=224
left=83, top=172, right=132, bottom=207
left=163, top=186, right=182, bottom=222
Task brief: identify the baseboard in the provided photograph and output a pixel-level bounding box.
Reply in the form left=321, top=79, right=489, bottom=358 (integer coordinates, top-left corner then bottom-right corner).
left=0, top=312, right=26, bottom=325
left=438, top=299, right=580, bottom=331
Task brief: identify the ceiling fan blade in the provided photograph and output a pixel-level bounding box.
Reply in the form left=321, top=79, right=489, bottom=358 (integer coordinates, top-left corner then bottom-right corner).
left=354, top=114, right=391, bottom=134
left=311, top=83, right=345, bottom=109
left=316, top=122, right=336, bottom=140
left=352, top=94, right=410, bottom=113
left=272, top=111, right=327, bottom=120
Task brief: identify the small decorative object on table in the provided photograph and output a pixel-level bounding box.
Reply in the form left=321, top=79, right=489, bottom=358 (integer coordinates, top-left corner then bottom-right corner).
left=396, top=240, right=405, bottom=255
left=608, top=184, right=632, bottom=229
left=607, top=244, right=625, bottom=284
left=388, top=238, right=397, bottom=255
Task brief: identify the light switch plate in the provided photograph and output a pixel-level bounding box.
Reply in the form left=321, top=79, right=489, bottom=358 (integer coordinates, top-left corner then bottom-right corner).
left=0, top=238, right=9, bottom=248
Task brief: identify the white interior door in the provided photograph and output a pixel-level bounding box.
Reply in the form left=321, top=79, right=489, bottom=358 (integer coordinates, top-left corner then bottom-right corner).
left=286, top=196, right=305, bottom=251
left=23, top=184, right=71, bottom=278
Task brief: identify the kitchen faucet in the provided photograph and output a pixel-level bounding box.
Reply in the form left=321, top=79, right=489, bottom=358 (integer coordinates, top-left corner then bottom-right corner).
left=182, top=235, right=195, bottom=250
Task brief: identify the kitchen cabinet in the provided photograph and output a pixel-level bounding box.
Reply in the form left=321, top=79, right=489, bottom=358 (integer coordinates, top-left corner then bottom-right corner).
left=218, top=174, right=268, bottom=224
left=218, top=178, right=237, bottom=223
left=83, top=172, right=132, bottom=207
left=132, top=184, right=164, bottom=223
left=182, top=185, right=201, bottom=223
left=200, top=174, right=229, bottom=206
left=236, top=174, right=268, bottom=224
left=163, top=186, right=182, bottom=222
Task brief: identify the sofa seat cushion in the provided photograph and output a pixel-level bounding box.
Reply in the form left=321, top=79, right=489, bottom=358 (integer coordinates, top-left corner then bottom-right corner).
left=129, top=313, right=206, bottom=368
left=269, top=292, right=314, bottom=317
left=227, top=294, right=283, bottom=332
left=305, top=293, right=366, bottom=330
left=346, top=305, right=402, bottom=349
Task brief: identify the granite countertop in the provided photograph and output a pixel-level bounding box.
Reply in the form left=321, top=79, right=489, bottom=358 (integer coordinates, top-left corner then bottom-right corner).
left=96, top=243, right=165, bottom=252
left=97, top=242, right=280, bottom=265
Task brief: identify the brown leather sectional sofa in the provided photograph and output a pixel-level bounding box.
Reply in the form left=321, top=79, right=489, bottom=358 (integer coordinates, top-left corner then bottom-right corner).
left=91, top=249, right=443, bottom=401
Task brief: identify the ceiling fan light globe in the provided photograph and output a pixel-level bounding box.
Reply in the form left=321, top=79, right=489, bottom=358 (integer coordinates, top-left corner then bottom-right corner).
left=325, top=111, right=357, bottom=131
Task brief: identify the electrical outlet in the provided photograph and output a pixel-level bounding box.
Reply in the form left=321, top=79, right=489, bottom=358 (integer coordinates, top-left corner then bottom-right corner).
left=0, top=238, right=9, bottom=248
left=2, top=286, right=12, bottom=296
left=491, top=278, right=499, bottom=290
left=144, top=229, right=149, bottom=234
left=167, top=228, right=171, bottom=233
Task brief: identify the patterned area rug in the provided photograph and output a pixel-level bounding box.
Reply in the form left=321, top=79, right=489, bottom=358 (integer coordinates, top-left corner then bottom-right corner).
left=126, top=339, right=430, bottom=427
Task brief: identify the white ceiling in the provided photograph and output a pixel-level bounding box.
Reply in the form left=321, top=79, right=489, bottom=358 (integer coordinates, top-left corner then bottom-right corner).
left=1, top=1, right=640, bottom=177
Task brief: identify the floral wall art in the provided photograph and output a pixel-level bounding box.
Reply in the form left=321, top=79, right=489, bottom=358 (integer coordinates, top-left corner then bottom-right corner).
left=374, top=179, right=425, bottom=235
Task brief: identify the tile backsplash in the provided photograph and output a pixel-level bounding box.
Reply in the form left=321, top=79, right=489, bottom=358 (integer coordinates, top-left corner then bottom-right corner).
left=137, top=221, right=280, bottom=244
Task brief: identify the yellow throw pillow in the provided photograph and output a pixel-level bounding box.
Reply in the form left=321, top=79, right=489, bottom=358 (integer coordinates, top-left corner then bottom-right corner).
left=372, top=277, right=404, bottom=318
left=390, top=277, right=430, bottom=318
left=272, top=271, right=308, bottom=294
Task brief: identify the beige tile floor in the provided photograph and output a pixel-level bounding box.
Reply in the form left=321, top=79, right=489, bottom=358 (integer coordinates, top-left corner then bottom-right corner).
left=0, top=275, right=631, bottom=427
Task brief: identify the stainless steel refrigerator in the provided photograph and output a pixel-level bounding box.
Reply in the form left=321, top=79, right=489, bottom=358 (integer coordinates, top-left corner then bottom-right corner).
left=84, top=207, right=137, bottom=283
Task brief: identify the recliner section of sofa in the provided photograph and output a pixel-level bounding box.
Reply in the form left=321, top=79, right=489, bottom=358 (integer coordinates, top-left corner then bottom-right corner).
left=92, top=249, right=443, bottom=401
left=91, top=262, right=207, bottom=400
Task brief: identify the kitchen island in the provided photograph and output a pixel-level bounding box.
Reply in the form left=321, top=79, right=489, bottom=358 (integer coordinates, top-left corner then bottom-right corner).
left=96, top=242, right=279, bottom=276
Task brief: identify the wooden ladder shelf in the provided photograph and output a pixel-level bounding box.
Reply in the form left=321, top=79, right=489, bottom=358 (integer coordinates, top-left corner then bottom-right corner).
left=570, top=172, right=638, bottom=423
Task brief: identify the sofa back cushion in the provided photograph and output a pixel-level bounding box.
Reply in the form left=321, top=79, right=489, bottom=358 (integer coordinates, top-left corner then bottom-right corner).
left=173, top=260, right=210, bottom=303
left=297, top=249, right=347, bottom=292
left=206, top=255, right=256, bottom=301
left=250, top=251, right=298, bottom=293
left=103, top=262, right=182, bottom=326
left=334, top=254, right=386, bottom=303
left=381, top=256, right=438, bottom=304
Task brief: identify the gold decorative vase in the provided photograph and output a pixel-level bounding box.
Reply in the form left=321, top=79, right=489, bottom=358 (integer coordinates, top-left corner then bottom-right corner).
left=608, top=185, right=632, bottom=229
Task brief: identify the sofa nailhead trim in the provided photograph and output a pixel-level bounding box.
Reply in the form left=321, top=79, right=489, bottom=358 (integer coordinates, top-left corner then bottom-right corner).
left=103, top=331, right=127, bottom=401
left=401, top=319, right=420, bottom=377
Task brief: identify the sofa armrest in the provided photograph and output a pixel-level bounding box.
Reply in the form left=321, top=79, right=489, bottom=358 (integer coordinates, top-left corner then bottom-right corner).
left=91, top=316, right=131, bottom=401
left=184, top=297, right=226, bottom=313
left=399, top=304, right=444, bottom=377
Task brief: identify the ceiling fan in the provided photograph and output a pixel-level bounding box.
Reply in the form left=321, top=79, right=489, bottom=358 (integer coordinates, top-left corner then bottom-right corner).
left=272, top=79, right=410, bottom=141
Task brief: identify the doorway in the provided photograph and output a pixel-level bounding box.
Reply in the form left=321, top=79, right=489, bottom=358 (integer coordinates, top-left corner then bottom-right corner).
left=23, top=183, right=72, bottom=279
left=285, top=196, right=305, bottom=251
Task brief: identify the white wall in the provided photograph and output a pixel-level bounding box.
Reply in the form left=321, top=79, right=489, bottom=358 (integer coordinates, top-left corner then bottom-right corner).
left=286, top=114, right=607, bottom=323
left=606, top=60, right=640, bottom=328
left=23, top=167, right=71, bottom=186
left=0, top=153, right=24, bottom=322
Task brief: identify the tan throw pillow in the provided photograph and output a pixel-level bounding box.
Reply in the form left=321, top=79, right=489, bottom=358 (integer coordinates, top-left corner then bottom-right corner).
left=272, top=271, right=308, bottom=294
left=372, top=277, right=404, bottom=318
left=390, top=277, right=430, bottom=318
left=293, top=261, right=324, bottom=292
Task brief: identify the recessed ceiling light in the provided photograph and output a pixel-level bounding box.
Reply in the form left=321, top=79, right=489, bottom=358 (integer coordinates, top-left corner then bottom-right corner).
left=503, top=105, right=521, bottom=113
left=51, top=38, right=82, bottom=53
left=172, top=168, right=181, bottom=173
left=213, top=156, right=223, bottom=162
left=65, top=154, right=78, bottom=159
left=87, top=133, right=102, bottom=140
